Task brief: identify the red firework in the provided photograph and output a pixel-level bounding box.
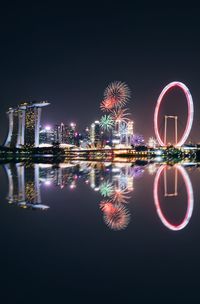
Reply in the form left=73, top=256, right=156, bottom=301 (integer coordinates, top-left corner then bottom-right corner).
left=104, top=81, right=130, bottom=108
left=100, top=201, right=130, bottom=231
left=100, top=98, right=116, bottom=111
left=111, top=188, right=131, bottom=204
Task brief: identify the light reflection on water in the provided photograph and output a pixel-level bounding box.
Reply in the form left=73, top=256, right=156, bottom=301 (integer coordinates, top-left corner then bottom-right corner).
left=2, top=161, right=195, bottom=232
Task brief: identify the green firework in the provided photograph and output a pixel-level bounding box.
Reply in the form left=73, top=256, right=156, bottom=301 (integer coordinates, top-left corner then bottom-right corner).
left=100, top=115, right=115, bottom=131
left=100, top=181, right=114, bottom=197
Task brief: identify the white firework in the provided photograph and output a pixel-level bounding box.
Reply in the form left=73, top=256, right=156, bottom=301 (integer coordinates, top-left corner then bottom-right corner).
left=148, top=137, right=157, bottom=148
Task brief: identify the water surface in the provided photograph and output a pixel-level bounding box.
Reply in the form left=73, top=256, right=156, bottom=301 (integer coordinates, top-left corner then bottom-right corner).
left=0, top=161, right=200, bottom=303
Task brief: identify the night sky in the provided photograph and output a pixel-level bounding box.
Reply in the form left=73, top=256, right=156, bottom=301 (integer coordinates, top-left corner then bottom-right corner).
left=0, top=2, right=200, bottom=143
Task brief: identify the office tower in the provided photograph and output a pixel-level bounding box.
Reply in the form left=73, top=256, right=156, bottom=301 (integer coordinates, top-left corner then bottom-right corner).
left=90, top=120, right=100, bottom=146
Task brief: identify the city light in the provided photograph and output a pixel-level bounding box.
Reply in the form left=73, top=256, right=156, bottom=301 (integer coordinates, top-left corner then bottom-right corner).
left=45, top=125, right=51, bottom=131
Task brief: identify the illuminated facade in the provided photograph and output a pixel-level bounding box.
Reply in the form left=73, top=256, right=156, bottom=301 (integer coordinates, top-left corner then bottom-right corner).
left=4, top=108, right=23, bottom=148
left=39, top=126, right=55, bottom=145
left=90, top=121, right=101, bottom=145
left=53, top=122, right=76, bottom=145
left=4, top=101, right=50, bottom=148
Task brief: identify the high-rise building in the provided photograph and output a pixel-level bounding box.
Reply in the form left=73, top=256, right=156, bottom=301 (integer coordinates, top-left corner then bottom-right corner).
left=113, top=120, right=134, bottom=147
left=90, top=121, right=100, bottom=146
left=53, top=122, right=77, bottom=145
left=39, top=126, right=55, bottom=145
left=4, top=101, right=50, bottom=148
left=67, top=122, right=76, bottom=145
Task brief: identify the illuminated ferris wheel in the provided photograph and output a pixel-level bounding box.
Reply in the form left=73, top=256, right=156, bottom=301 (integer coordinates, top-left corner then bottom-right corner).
left=154, top=81, right=194, bottom=147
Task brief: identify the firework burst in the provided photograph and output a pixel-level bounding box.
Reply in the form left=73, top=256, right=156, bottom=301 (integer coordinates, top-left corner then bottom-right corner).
left=110, top=108, right=130, bottom=123
left=131, top=134, right=144, bottom=146
left=119, top=122, right=128, bottom=135
left=100, top=98, right=116, bottom=112
left=99, top=181, right=114, bottom=197
left=100, top=201, right=130, bottom=231
left=147, top=137, right=157, bottom=148
left=111, top=188, right=132, bottom=204
left=100, top=114, right=115, bottom=131
left=103, top=81, right=131, bottom=109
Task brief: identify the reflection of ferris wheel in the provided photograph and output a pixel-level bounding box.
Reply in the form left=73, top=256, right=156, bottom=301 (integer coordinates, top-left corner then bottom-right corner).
left=154, top=81, right=194, bottom=147
left=153, top=165, right=194, bottom=231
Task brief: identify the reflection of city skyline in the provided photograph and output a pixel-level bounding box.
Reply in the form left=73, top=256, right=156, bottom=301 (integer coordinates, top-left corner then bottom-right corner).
left=2, top=162, right=194, bottom=231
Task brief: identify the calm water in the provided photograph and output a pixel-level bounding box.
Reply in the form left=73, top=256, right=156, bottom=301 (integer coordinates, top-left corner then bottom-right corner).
left=0, top=161, right=200, bottom=303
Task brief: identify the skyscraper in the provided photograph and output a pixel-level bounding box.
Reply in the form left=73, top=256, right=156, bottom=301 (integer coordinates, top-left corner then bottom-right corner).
left=39, top=126, right=55, bottom=145
left=4, top=101, right=50, bottom=148
left=90, top=121, right=101, bottom=146
left=53, top=122, right=77, bottom=145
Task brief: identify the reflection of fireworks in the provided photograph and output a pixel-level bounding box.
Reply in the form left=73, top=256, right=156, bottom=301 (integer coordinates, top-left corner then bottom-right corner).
left=100, top=200, right=114, bottom=212
left=111, top=188, right=131, bottom=204
left=99, top=181, right=114, bottom=197
left=110, top=108, right=130, bottom=123
left=131, top=134, right=144, bottom=146
left=148, top=164, right=157, bottom=175
left=100, top=201, right=130, bottom=231
left=103, top=81, right=130, bottom=109
left=130, top=166, right=144, bottom=179
left=100, top=115, right=115, bottom=131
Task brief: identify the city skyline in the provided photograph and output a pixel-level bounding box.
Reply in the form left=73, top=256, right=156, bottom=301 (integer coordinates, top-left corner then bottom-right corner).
left=1, top=3, right=200, bottom=303
left=1, top=80, right=197, bottom=148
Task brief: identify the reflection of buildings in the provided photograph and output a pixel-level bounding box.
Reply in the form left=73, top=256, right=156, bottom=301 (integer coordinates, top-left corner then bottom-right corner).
left=5, top=163, right=49, bottom=210
left=153, top=164, right=194, bottom=231
left=5, top=101, right=50, bottom=148
left=89, top=168, right=102, bottom=190
left=3, top=161, right=194, bottom=232
left=39, top=163, right=79, bottom=189
left=112, top=164, right=134, bottom=191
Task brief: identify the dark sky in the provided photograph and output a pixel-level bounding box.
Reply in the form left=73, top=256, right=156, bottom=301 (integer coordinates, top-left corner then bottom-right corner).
left=0, top=1, right=200, bottom=143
